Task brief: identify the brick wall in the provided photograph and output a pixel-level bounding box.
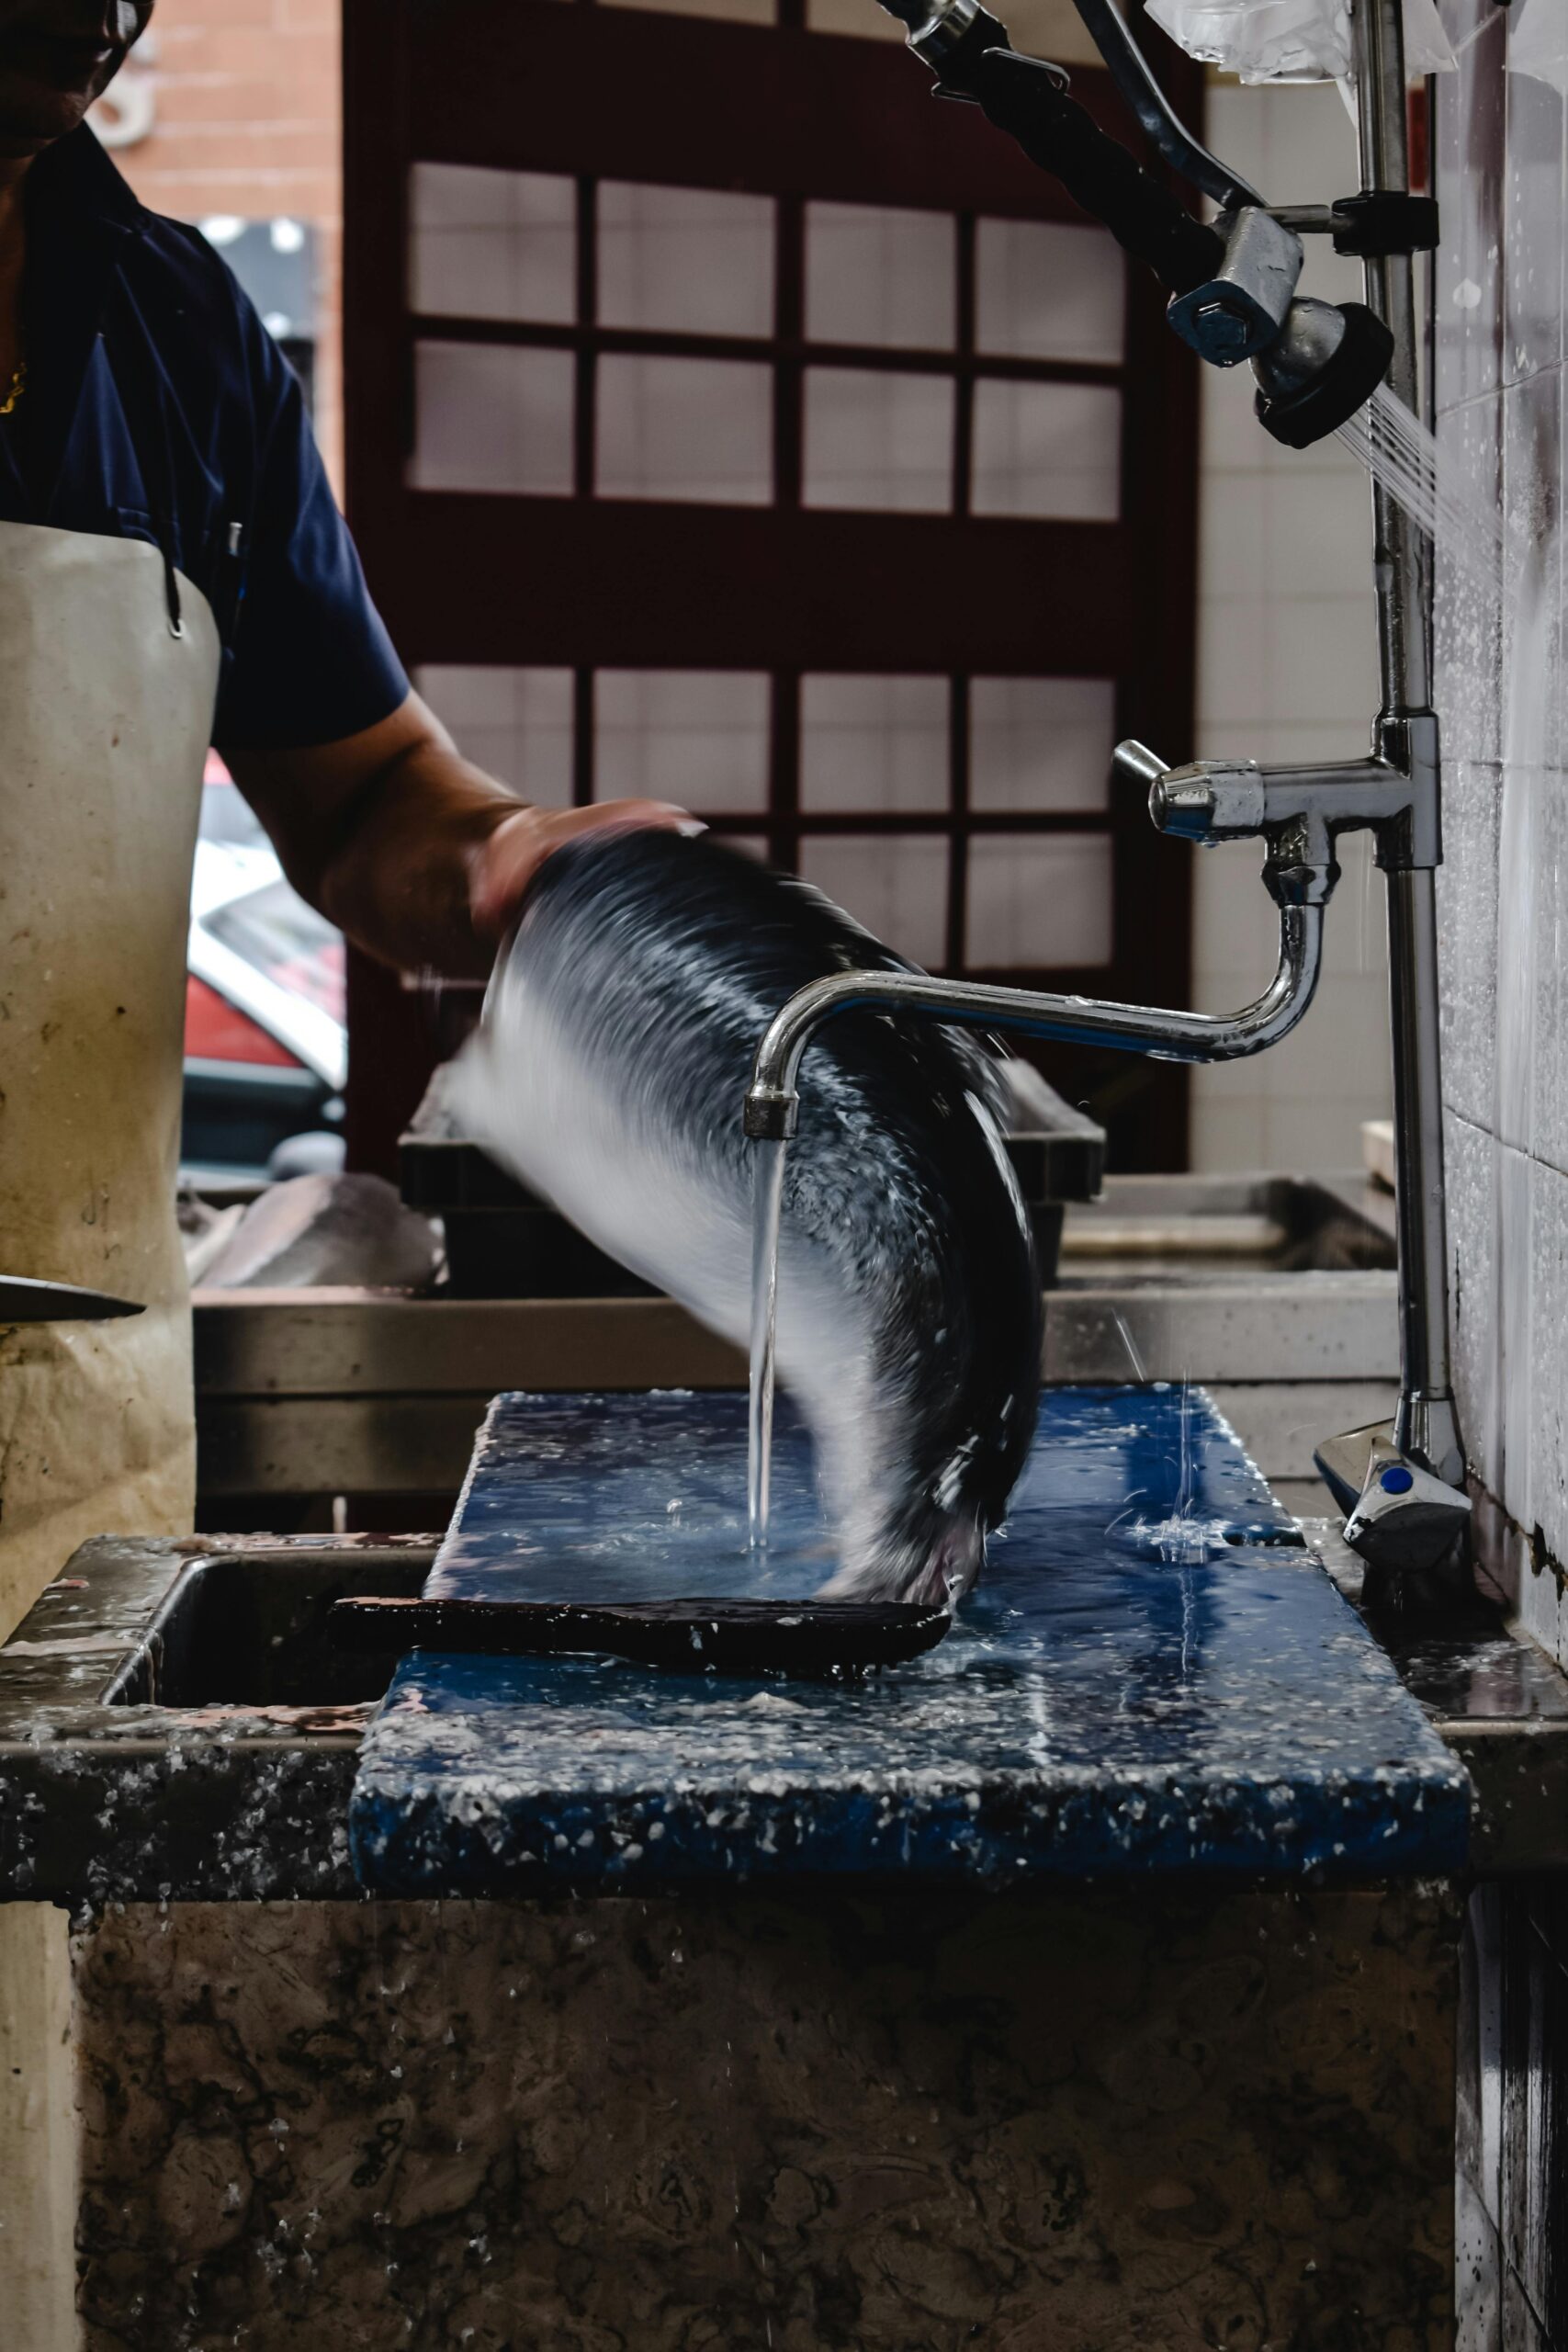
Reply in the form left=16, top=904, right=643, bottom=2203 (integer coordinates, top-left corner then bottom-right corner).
left=102, top=0, right=344, bottom=487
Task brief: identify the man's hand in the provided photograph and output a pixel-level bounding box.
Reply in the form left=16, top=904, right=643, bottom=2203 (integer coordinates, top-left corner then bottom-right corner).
left=470, top=799, right=701, bottom=941
left=223, top=689, right=697, bottom=980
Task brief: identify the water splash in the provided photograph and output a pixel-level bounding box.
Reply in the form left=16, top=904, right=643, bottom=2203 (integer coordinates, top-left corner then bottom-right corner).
left=747, top=1137, right=787, bottom=1549
left=1112, top=1507, right=1236, bottom=1565
left=1336, top=379, right=1510, bottom=587
left=1175, top=1374, right=1195, bottom=1523
left=1106, top=1376, right=1229, bottom=1564
left=1156, top=1379, right=1225, bottom=1564
left=1110, top=1308, right=1148, bottom=1384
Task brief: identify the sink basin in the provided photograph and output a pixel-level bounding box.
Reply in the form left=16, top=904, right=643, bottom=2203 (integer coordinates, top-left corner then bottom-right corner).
left=1061, top=1172, right=1395, bottom=1282
left=100, top=1543, right=429, bottom=1711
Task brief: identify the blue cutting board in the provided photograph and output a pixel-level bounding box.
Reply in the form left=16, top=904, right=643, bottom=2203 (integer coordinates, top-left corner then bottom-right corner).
left=349, top=1386, right=1470, bottom=1893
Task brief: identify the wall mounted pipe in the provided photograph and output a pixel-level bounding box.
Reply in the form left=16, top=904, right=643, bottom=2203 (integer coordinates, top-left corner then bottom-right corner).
left=830, top=0, right=1464, bottom=1548
left=1348, top=0, right=1463, bottom=1494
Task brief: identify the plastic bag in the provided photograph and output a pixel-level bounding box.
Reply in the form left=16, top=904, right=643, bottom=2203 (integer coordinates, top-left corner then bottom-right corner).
left=1509, top=0, right=1568, bottom=99
left=1146, top=0, right=1454, bottom=85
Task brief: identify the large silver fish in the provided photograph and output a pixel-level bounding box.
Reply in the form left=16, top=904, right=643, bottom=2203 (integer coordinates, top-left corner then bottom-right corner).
left=453, top=831, right=1042, bottom=1602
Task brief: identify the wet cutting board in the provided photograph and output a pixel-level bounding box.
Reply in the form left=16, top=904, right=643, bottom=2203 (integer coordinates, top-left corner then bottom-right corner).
left=348, top=1386, right=1469, bottom=1894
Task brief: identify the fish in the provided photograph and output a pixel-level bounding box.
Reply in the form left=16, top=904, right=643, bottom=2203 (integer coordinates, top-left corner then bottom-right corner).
left=451, top=831, right=1043, bottom=1604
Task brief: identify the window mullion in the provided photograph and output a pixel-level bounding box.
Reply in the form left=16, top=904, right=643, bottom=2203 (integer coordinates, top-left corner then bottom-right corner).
left=574, top=173, right=597, bottom=499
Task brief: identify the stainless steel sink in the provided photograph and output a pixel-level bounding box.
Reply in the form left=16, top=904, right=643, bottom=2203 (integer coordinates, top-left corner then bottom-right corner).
left=1060, top=1171, right=1395, bottom=1281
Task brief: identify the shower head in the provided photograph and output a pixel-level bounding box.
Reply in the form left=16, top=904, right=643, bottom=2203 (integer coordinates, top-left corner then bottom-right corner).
left=1251, top=298, right=1394, bottom=448
left=1166, top=208, right=1394, bottom=447
left=867, top=0, right=1394, bottom=450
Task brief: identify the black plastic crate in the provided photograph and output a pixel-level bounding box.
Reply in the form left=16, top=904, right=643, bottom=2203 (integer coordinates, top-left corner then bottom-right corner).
left=401, top=1063, right=1104, bottom=1298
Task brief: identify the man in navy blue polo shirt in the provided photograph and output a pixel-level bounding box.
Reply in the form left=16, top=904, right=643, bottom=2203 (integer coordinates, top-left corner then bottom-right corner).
left=0, top=4, right=690, bottom=1611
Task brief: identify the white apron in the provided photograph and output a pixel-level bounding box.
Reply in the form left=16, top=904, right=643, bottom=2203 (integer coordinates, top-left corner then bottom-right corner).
left=0, top=520, right=220, bottom=1636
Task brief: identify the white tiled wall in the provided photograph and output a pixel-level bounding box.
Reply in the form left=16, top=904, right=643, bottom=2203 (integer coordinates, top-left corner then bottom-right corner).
left=1430, top=0, right=1568, bottom=1660
left=1187, top=81, right=1390, bottom=1174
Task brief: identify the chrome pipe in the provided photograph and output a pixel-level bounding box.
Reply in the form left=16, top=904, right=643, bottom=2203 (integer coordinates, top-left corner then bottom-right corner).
left=1352, top=0, right=1431, bottom=712
left=744, top=905, right=1325, bottom=1139
left=1349, top=0, right=1461, bottom=1482
left=1386, top=873, right=1464, bottom=1485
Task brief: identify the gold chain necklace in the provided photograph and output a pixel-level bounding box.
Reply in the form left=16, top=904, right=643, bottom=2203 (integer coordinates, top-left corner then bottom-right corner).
left=0, top=359, right=25, bottom=418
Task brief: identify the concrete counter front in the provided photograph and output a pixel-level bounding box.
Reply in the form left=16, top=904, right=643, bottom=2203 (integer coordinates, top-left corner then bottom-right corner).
left=65, top=1883, right=1460, bottom=2350
left=0, top=1384, right=1550, bottom=2348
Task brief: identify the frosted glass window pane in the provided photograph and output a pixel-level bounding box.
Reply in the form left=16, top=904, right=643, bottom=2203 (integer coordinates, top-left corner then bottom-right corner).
left=594, top=672, right=770, bottom=810
left=410, top=164, right=575, bottom=324
left=976, top=219, right=1124, bottom=362
left=415, top=665, right=573, bottom=807
left=598, top=182, right=775, bottom=338
left=969, top=678, right=1114, bottom=811
left=799, top=675, right=949, bottom=811
left=597, top=356, right=773, bottom=503
left=411, top=342, right=574, bottom=494
left=798, top=835, right=948, bottom=967
left=965, top=833, right=1112, bottom=967
left=970, top=381, right=1120, bottom=520
left=805, top=202, right=955, bottom=350
left=803, top=368, right=953, bottom=513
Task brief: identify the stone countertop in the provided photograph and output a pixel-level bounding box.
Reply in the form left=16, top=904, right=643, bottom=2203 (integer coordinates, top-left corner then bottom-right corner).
left=10, top=1381, right=1568, bottom=1897
left=348, top=1387, right=1470, bottom=1896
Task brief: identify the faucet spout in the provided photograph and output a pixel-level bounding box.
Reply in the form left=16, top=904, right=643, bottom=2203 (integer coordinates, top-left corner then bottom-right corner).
left=743, top=903, right=1326, bottom=1141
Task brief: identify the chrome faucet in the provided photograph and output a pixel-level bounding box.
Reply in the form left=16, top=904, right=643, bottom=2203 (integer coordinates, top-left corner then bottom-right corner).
left=744, top=788, right=1333, bottom=1138
left=744, top=0, right=1470, bottom=1597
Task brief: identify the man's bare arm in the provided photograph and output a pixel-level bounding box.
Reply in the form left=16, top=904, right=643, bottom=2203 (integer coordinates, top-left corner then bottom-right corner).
left=223, top=689, right=694, bottom=979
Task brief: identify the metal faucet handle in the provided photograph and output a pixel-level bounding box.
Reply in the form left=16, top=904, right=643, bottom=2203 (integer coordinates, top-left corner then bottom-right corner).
left=1111, top=740, right=1169, bottom=796
left=1121, top=738, right=1269, bottom=842
left=1116, top=740, right=1266, bottom=842
left=1145, top=759, right=1266, bottom=842
left=1132, top=734, right=1433, bottom=869
left=1122, top=738, right=1269, bottom=842
left=1117, top=740, right=1256, bottom=840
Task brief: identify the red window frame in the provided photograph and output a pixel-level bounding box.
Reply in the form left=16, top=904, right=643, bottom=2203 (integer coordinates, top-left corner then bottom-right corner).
left=342, top=0, right=1201, bottom=1171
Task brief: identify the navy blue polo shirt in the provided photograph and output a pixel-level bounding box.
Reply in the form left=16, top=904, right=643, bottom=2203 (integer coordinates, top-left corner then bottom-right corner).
left=0, top=124, right=409, bottom=750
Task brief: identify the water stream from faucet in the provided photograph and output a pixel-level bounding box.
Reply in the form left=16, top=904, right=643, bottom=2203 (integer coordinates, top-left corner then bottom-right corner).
left=1162, top=1374, right=1211, bottom=1566
left=1336, top=380, right=1510, bottom=586
left=747, top=1136, right=788, bottom=1548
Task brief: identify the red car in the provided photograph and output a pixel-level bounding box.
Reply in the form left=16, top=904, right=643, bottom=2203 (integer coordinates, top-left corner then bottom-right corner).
left=183, top=757, right=347, bottom=1178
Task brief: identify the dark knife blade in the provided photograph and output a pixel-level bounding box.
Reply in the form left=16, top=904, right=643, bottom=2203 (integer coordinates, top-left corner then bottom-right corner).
left=0, top=1275, right=145, bottom=1323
